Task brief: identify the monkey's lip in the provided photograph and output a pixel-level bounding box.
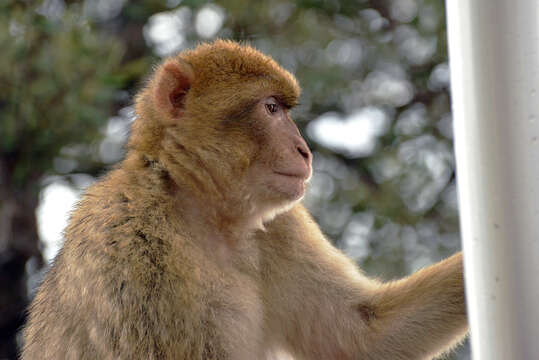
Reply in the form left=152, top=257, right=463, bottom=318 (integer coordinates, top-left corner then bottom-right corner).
left=274, top=171, right=311, bottom=181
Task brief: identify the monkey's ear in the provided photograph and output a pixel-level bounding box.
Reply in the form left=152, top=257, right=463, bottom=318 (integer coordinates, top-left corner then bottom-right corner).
left=153, top=59, right=194, bottom=123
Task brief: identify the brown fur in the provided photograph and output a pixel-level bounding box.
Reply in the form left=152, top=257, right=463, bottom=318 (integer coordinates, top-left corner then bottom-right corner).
left=22, top=40, right=467, bottom=360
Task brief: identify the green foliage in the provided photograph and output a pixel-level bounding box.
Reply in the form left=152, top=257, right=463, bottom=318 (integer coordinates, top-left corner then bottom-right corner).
left=0, top=1, right=124, bottom=187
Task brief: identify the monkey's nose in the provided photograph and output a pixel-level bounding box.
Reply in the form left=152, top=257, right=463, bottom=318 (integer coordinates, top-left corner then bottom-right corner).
left=296, top=140, right=312, bottom=165
left=297, top=145, right=310, bottom=160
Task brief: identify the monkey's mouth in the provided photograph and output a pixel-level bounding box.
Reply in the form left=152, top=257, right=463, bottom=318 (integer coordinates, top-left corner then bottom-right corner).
left=274, top=171, right=311, bottom=182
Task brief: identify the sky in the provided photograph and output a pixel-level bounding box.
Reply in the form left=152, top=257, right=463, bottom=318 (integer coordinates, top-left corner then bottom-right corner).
left=37, top=182, right=80, bottom=261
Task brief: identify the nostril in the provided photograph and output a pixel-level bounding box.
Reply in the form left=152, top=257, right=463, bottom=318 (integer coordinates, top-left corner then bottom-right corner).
left=297, top=145, right=310, bottom=160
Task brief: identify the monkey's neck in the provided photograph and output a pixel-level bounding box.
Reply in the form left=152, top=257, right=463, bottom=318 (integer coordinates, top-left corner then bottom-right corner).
left=123, top=152, right=263, bottom=246
left=176, top=193, right=262, bottom=248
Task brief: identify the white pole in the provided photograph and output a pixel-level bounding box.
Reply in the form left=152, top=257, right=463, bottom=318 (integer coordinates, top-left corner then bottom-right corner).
left=446, top=1, right=539, bottom=359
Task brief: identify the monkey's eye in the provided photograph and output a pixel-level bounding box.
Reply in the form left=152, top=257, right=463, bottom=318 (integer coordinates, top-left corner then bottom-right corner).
left=265, top=99, right=280, bottom=115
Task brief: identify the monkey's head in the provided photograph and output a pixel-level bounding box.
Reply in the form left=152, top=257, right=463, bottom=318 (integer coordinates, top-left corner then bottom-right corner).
left=130, top=40, right=312, bottom=225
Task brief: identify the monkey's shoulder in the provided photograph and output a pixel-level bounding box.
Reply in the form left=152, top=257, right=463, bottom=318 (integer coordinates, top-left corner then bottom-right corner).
left=26, top=190, right=215, bottom=358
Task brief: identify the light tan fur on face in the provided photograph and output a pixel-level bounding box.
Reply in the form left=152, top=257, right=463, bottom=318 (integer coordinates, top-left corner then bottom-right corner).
left=22, top=40, right=467, bottom=360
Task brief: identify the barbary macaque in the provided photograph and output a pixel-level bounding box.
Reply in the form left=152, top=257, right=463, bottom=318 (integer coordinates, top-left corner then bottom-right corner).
left=22, top=40, right=467, bottom=360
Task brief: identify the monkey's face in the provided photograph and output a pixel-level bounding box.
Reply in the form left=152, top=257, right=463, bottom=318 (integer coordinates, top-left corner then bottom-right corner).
left=133, top=41, right=308, bottom=220
left=245, top=96, right=312, bottom=209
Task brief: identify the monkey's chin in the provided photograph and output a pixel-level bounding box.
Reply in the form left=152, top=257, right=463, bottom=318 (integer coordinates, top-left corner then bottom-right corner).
left=256, top=176, right=306, bottom=223
left=270, top=173, right=307, bottom=202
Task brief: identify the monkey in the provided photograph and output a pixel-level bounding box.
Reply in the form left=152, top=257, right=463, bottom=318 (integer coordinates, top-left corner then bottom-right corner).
left=21, top=40, right=467, bottom=360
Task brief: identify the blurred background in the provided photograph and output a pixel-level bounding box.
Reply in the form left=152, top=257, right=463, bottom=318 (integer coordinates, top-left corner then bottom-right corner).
left=0, top=0, right=468, bottom=358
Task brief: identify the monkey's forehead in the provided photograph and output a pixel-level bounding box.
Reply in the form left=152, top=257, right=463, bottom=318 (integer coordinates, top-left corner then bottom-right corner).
left=176, top=40, right=301, bottom=107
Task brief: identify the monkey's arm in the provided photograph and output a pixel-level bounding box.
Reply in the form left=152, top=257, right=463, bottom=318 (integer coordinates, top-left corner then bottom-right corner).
left=367, top=252, right=467, bottom=359
left=260, top=205, right=467, bottom=359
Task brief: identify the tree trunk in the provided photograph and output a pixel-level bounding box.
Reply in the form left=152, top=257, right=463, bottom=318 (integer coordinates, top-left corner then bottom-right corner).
left=0, top=160, right=43, bottom=359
